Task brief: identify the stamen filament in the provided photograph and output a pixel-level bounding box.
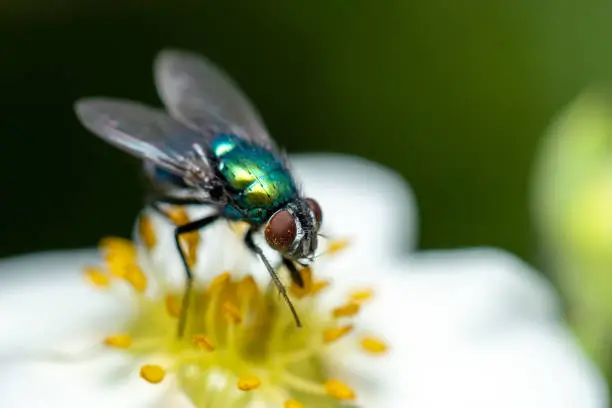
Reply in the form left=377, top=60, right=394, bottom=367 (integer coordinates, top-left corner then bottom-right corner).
left=281, top=371, right=327, bottom=395
left=285, top=399, right=305, bottom=408
left=277, top=347, right=318, bottom=365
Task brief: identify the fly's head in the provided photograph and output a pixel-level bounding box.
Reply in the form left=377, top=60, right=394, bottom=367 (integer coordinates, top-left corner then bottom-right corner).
left=264, top=198, right=323, bottom=264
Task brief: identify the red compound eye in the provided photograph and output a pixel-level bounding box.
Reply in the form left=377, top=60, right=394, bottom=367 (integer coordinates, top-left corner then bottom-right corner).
left=265, top=210, right=297, bottom=252
left=305, top=198, right=322, bottom=230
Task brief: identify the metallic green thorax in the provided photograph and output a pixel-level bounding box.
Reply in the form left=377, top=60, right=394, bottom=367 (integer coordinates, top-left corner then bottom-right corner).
left=211, top=133, right=297, bottom=224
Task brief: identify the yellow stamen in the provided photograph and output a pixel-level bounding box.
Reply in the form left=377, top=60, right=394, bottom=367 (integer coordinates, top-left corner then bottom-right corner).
left=284, top=399, right=305, bottom=408
left=237, top=275, right=259, bottom=301
left=181, top=231, right=199, bottom=268
left=140, top=364, right=166, bottom=384
left=360, top=336, right=388, bottom=354
left=311, top=280, right=330, bottom=295
left=104, top=334, right=132, bottom=348
left=327, top=238, right=350, bottom=255
left=325, top=379, right=355, bottom=400
left=290, top=266, right=313, bottom=298
left=192, top=334, right=215, bottom=351
left=105, top=256, right=130, bottom=278
left=332, top=302, right=360, bottom=318
left=237, top=374, right=261, bottom=391
left=138, top=214, right=157, bottom=250
left=207, top=271, right=231, bottom=295
left=99, top=237, right=136, bottom=256
left=123, top=265, right=147, bottom=293
left=323, top=324, right=354, bottom=344
left=349, top=287, right=374, bottom=303
left=89, top=235, right=382, bottom=407
left=165, top=295, right=181, bottom=318
left=164, top=207, right=200, bottom=266
left=84, top=266, right=110, bottom=287
left=222, top=301, right=242, bottom=324
left=166, top=207, right=190, bottom=226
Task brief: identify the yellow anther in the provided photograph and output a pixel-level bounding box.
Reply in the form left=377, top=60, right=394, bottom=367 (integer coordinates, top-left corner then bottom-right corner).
left=237, top=275, right=259, bottom=301
left=103, top=334, right=132, bottom=348
left=323, top=324, right=354, bottom=344
left=165, top=295, right=181, bottom=318
left=325, top=379, right=356, bottom=400
left=207, top=271, right=231, bottom=295
left=311, top=280, right=330, bottom=295
left=166, top=207, right=190, bottom=226
left=349, top=288, right=374, bottom=303
left=360, top=336, right=388, bottom=354
left=138, top=214, right=157, bottom=250
left=140, top=364, right=166, bottom=384
left=180, top=231, right=200, bottom=267
left=290, top=266, right=313, bottom=298
left=84, top=266, right=110, bottom=287
left=124, top=265, right=147, bottom=293
left=99, top=237, right=136, bottom=257
left=327, top=238, right=350, bottom=255
left=192, top=334, right=215, bottom=351
left=332, top=302, right=360, bottom=318
left=237, top=374, right=261, bottom=391
left=284, top=399, right=305, bottom=408
left=105, top=256, right=131, bottom=278
left=222, top=301, right=242, bottom=324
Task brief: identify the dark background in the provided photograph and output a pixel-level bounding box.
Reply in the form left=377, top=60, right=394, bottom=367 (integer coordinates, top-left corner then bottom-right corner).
left=1, top=1, right=612, bottom=264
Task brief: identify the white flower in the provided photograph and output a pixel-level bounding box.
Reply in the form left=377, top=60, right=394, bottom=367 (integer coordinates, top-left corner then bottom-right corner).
left=0, top=155, right=606, bottom=408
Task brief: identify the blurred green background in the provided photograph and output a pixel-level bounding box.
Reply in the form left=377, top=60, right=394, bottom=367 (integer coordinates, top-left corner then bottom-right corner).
left=1, top=1, right=612, bottom=263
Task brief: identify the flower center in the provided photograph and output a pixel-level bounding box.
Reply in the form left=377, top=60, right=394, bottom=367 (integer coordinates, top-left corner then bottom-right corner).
left=84, top=208, right=388, bottom=408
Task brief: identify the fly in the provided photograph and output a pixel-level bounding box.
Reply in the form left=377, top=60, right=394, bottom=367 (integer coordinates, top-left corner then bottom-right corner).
left=74, top=50, right=323, bottom=337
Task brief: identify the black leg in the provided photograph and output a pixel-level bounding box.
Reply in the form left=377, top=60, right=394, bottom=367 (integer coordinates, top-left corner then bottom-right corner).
left=282, top=257, right=305, bottom=288
left=170, top=214, right=220, bottom=338
left=244, top=228, right=302, bottom=328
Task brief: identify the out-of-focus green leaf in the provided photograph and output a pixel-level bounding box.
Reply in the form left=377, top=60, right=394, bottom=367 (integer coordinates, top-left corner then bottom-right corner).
left=533, top=88, right=612, bottom=374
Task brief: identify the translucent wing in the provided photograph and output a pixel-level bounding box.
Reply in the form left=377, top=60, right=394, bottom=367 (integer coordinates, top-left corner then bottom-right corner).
left=154, top=49, right=276, bottom=149
left=74, top=98, right=213, bottom=179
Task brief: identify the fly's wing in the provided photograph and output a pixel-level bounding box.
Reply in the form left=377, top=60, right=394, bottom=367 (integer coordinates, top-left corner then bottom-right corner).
left=74, top=98, right=215, bottom=188
left=154, top=49, right=277, bottom=150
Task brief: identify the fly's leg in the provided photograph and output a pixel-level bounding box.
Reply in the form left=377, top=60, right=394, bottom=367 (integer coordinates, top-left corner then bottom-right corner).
left=174, top=215, right=220, bottom=338
left=282, top=257, right=305, bottom=288
left=244, top=228, right=302, bottom=328
left=149, top=208, right=220, bottom=338
left=146, top=197, right=222, bottom=337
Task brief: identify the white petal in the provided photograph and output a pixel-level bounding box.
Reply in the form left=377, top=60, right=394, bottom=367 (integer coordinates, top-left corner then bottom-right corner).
left=345, top=248, right=608, bottom=407
left=291, top=154, right=417, bottom=259
left=0, top=250, right=133, bottom=353
left=392, top=325, right=607, bottom=408
left=0, top=251, right=181, bottom=407
left=0, top=355, right=192, bottom=408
